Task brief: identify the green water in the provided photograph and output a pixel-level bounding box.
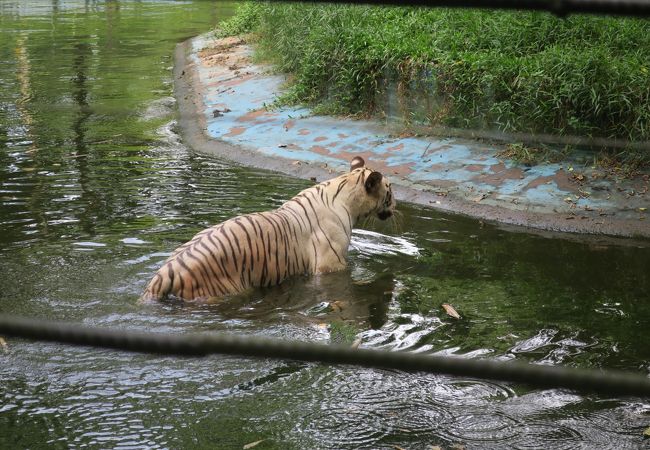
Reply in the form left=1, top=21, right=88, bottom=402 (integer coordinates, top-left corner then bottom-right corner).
left=1, top=1, right=649, bottom=449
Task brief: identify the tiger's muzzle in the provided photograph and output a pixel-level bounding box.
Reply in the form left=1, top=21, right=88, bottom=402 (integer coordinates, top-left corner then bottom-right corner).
left=376, top=187, right=396, bottom=220
left=378, top=210, right=393, bottom=220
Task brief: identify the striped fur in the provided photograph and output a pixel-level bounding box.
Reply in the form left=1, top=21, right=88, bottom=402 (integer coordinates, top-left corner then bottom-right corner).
left=140, top=158, right=396, bottom=302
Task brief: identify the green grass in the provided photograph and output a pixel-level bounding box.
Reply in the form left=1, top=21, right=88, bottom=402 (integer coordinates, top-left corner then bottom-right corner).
left=220, top=3, right=650, bottom=142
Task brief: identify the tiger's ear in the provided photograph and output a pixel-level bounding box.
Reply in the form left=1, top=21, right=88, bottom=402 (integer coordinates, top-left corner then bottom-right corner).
left=350, top=156, right=365, bottom=171
left=365, top=171, right=383, bottom=194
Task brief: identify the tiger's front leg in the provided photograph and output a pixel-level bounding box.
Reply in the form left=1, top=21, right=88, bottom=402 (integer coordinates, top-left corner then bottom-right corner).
left=314, top=259, right=348, bottom=275
left=311, top=227, right=350, bottom=275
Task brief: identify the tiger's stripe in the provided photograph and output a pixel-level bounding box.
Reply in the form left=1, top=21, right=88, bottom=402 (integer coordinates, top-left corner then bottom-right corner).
left=140, top=158, right=396, bottom=302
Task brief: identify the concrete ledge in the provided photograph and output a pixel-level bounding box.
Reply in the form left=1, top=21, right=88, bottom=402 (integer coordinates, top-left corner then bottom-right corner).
left=173, top=34, right=650, bottom=240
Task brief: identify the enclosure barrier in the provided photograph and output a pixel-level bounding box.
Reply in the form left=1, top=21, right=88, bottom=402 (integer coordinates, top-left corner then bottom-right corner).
left=1, top=315, right=649, bottom=398
left=298, top=0, right=650, bottom=18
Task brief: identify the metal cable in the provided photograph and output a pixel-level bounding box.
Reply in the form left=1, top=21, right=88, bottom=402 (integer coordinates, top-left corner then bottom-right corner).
left=294, top=0, right=650, bottom=18
left=1, top=315, right=649, bottom=397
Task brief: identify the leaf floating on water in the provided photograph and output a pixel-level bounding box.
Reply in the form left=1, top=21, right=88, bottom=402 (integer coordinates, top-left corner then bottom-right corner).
left=0, top=337, right=7, bottom=353
left=329, top=300, right=347, bottom=313
left=442, top=303, right=461, bottom=319
left=644, top=426, right=650, bottom=438
left=243, top=439, right=265, bottom=449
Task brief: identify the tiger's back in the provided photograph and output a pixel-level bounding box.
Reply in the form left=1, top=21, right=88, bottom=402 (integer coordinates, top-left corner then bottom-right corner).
left=140, top=157, right=395, bottom=302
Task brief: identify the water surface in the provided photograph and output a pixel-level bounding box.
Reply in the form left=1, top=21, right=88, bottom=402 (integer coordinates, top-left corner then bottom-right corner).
left=1, top=1, right=649, bottom=449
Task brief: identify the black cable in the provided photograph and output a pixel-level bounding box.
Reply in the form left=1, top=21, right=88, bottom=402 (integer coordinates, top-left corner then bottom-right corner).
left=1, top=315, right=649, bottom=397
left=292, top=0, right=650, bottom=18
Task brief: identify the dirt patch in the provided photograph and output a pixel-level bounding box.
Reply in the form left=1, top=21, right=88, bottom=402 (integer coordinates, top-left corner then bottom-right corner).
left=198, top=37, right=250, bottom=69
left=198, top=36, right=245, bottom=56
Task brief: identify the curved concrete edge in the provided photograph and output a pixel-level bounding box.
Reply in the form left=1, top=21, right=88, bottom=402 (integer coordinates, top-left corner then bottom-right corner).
left=173, top=38, right=650, bottom=242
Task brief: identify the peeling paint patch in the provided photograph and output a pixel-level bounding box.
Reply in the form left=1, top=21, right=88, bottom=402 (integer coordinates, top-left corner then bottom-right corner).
left=237, top=109, right=276, bottom=122
left=224, top=126, right=247, bottom=137
left=386, top=143, right=405, bottom=152
left=464, top=164, right=487, bottom=173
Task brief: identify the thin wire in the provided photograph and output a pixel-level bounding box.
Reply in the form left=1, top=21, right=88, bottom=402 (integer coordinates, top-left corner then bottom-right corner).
left=292, top=0, right=650, bottom=18
left=1, top=315, right=649, bottom=397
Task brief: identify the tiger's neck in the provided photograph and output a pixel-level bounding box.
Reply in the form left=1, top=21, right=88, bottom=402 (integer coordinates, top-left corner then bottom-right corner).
left=278, top=185, right=355, bottom=274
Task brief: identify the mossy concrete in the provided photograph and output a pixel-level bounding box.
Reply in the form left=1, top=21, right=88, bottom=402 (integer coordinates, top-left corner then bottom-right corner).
left=174, top=34, right=650, bottom=239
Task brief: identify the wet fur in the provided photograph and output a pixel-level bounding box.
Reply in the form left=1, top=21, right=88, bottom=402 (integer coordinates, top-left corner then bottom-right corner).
left=140, top=158, right=396, bottom=302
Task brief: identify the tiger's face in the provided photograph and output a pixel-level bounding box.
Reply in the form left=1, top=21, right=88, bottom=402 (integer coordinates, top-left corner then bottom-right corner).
left=368, top=169, right=395, bottom=221
left=346, top=157, right=396, bottom=222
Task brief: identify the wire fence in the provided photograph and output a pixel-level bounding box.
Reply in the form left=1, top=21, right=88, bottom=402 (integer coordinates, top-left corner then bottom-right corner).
left=1, top=0, right=649, bottom=403
left=296, top=0, right=650, bottom=18
left=1, top=315, right=649, bottom=398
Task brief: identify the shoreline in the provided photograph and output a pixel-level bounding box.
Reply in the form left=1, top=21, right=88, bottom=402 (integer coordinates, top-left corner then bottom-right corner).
left=173, top=35, right=649, bottom=241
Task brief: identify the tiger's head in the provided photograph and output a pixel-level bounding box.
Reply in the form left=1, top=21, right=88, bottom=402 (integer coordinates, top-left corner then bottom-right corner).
left=348, top=156, right=396, bottom=221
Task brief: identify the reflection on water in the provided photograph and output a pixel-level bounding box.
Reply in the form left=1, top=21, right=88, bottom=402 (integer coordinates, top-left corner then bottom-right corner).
left=1, top=1, right=650, bottom=449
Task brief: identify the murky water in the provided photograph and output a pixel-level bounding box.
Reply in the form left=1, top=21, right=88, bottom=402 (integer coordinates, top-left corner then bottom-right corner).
left=1, top=1, right=650, bottom=449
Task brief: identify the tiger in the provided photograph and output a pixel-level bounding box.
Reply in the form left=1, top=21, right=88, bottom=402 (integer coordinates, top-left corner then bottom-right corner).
left=140, top=156, right=396, bottom=302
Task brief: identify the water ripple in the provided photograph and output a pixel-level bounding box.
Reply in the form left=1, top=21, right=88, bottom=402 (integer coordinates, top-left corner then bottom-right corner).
left=442, top=410, right=523, bottom=443
left=511, top=422, right=584, bottom=450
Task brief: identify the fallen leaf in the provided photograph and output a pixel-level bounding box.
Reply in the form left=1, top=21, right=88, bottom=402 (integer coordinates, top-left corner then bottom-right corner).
left=0, top=337, right=7, bottom=353
left=330, top=300, right=345, bottom=313
left=212, top=107, right=230, bottom=118
left=430, top=447, right=442, bottom=450
left=442, top=303, right=461, bottom=319
left=644, top=426, right=650, bottom=437
left=472, top=193, right=488, bottom=202
left=243, top=439, right=265, bottom=449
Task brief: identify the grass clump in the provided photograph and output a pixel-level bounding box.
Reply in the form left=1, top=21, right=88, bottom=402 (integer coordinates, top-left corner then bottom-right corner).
left=215, top=2, right=261, bottom=38
left=219, top=3, right=650, bottom=142
left=496, top=143, right=571, bottom=166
